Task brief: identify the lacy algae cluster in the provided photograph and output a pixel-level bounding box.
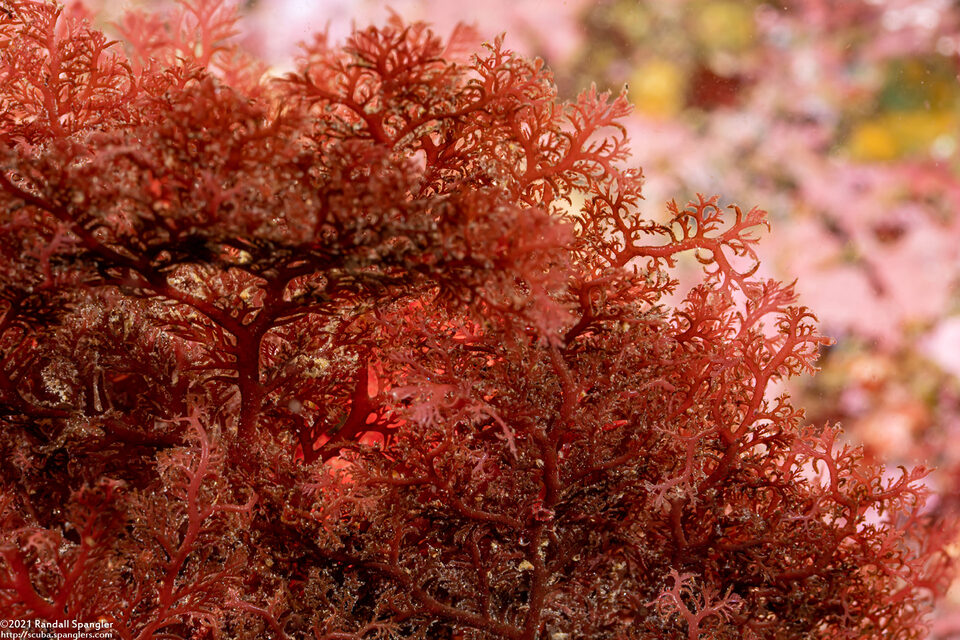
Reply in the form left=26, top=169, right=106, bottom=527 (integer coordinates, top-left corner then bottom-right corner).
left=0, top=1, right=951, bottom=638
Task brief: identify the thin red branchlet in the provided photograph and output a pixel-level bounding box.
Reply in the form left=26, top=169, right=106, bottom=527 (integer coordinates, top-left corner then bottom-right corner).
left=0, top=1, right=952, bottom=638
